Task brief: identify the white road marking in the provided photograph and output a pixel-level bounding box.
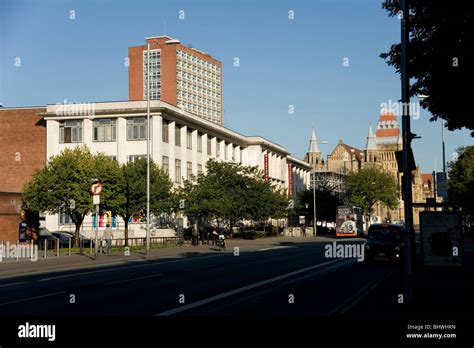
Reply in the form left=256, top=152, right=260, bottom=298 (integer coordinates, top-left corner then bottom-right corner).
left=0, top=291, right=67, bottom=306
left=258, top=246, right=292, bottom=251
left=104, top=274, right=163, bottom=286
left=328, top=270, right=394, bottom=316
left=37, top=254, right=225, bottom=282
left=155, top=258, right=348, bottom=316
left=0, top=281, right=32, bottom=288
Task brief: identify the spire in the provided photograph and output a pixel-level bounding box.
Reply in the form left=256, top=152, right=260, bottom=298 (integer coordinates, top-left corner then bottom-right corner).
left=366, top=125, right=377, bottom=150
left=308, top=129, right=320, bottom=153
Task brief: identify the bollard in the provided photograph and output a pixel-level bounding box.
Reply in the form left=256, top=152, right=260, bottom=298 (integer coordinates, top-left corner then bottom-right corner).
left=68, top=237, right=71, bottom=256
left=90, top=238, right=93, bottom=254
left=56, top=239, right=59, bottom=258
left=44, top=239, right=47, bottom=259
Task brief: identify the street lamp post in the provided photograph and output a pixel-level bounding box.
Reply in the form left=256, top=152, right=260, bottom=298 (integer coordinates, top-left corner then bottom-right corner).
left=311, top=140, right=328, bottom=237
left=146, top=42, right=151, bottom=254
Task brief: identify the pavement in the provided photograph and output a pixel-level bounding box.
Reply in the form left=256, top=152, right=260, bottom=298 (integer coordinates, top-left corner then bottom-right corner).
left=0, top=235, right=380, bottom=317
left=343, top=233, right=474, bottom=320
left=0, top=236, right=336, bottom=279
left=1, top=234, right=473, bottom=345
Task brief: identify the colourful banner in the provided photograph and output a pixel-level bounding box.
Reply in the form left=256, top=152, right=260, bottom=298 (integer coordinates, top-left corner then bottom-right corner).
left=288, top=163, right=293, bottom=197
left=264, top=153, right=269, bottom=181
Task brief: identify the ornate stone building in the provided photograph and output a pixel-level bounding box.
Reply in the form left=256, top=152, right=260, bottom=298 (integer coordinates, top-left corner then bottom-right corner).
left=304, top=112, right=428, bottom=226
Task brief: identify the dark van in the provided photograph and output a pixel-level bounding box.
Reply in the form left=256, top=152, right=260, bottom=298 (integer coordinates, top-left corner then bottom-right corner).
left=364, top=223, right=404, bottom=263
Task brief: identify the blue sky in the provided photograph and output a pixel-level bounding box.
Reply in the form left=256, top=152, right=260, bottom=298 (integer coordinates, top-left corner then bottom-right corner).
left=1, top=0, right=472, bottom=172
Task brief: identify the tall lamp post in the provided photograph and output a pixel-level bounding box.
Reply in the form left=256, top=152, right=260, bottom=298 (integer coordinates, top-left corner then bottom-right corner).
left=146, top=42, right=151, bottom=254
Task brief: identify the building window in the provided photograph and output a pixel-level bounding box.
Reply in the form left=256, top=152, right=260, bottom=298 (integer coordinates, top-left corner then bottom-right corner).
left=126, top=117, right=147, bottom=141
left=232, top=146, right=236, bottom=161
left=216, top=140, right=220, bottom=158
left=59, top=120, right=83, bottom=143
left=224, top=142, right=228, bottom=160
left=59, top=208, right=72, bottom=225
left=186, top=129, right=192, bottom=150
left=162, top=156, right=169, bottom=174
left=197, top=133, right=203, bottom=153
left=162, top=120, right=169, bottom=143
left=106, top=156, right=117, bottom=161
left=197, top=164, right=203, bottom=174
left=175, top=125, right=181, bottom=146
left=143, top=49, right=161, bottom=100
left=128, top=155, right=146, bottom=162
left=175, top=159, right=181, bottom=183
left=187, top=161, right=192, bottom=179
left=93, top=118, right=116, bottom=142
left=207, top=137, right=212, bottom=155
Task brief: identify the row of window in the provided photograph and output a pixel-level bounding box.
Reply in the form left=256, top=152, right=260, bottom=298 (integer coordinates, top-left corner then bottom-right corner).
left=177, top=72, right=220, bottom=89
left=176, top=102, right=219, bottom=118
left=177, top=60, right=221, bottom=77
left=176, top=50, right=220, bottom=72
left=177, top=91, right=220, bottom=106
left=162, top=157, right=204, bottom=183
left=177, top=81, right=221, bottom=97
left=143, top=50, right=162, bottom=100
left=59, top=118, right=235, bottom=160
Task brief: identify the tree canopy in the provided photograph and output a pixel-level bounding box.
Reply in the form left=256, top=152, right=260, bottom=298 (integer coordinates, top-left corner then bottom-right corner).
left=346, top=166, right=399, bottom=222
left=448, top=146, right=474, bottom=216
left=177, top=159, right=288, bottom=232
left=381, top=0, right=474, bottom=135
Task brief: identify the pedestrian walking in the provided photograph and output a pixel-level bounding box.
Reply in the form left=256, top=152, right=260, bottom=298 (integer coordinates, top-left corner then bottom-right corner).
left=103, top=224, right=113, bottom=254
left=192, top=223, right=199, bottom=246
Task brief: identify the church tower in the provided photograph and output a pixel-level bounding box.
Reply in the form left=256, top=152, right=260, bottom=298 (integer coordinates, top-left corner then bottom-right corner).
left=304, top=129, right=324, bottom=170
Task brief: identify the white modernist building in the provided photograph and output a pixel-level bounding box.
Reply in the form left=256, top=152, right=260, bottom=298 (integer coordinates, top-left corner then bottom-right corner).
left=41, top=100, right=311, bottom=237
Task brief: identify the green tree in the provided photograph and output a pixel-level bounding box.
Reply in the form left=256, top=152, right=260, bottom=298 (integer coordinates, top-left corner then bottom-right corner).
left=346, top=167, right=399, bottom=226
left=178, top=159, right=288, bottom=235
left=116, top=158, right=173, bottom=246
left=381, top=0, right=474, bottom=135
left=448, top=146, right=474, bottom=216
left=23, top=146, right=122, bottom=246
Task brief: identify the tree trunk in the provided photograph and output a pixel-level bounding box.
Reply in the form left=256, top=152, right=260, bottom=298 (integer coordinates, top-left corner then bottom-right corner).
left=74, top=222, right=81, bottom=247
left=124, top=215, right=129, bottom=247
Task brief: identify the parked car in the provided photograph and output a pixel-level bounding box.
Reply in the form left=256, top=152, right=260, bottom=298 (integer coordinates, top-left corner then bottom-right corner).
left=364, top=224, right=404, bottom=263
left=393, top=220, right=405, bottom=228
left=51, top=232, right=74, bottom=247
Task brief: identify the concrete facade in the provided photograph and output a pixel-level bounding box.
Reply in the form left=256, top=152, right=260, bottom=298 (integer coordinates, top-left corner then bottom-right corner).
left=41, top=100, right=310, bottom=235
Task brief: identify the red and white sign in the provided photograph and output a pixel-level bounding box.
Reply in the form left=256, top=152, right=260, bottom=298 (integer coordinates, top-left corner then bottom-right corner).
left=90, top=182, right=103, bottom=195
left=288, top=164, right=293, bottom=197
left=264, top=154, right=269, bottom=181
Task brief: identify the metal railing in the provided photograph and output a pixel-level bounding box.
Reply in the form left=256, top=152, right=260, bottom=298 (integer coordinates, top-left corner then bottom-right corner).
left=0, top=236, right=182, bottom=261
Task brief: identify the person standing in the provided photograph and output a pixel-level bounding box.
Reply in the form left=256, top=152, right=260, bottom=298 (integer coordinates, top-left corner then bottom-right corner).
left=192, top=223, right=198, bottom=246
left=103, top=224, right=113, bottom=254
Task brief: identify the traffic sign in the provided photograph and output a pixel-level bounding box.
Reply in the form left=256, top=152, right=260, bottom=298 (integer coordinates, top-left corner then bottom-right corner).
left=91, top=182, right=103, bottom=195
left=436, top=172, right=448, bottom=198
left=93, top=195, right=100, bottom=205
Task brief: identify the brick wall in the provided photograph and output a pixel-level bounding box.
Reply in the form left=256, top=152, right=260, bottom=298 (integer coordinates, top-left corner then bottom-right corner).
left=0, top=193, right=22, bottom=242
left=0, top=107, right=46, bottom=242
left=0, top=107, right=46, bottom=193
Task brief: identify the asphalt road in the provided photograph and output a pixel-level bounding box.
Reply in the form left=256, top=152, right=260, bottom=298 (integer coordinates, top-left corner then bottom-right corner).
left=0, top=239, right=401, bottom=317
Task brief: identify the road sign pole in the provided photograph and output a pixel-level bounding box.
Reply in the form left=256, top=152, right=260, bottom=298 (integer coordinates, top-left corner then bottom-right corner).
left=95, top=202, right=99, bottom=260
